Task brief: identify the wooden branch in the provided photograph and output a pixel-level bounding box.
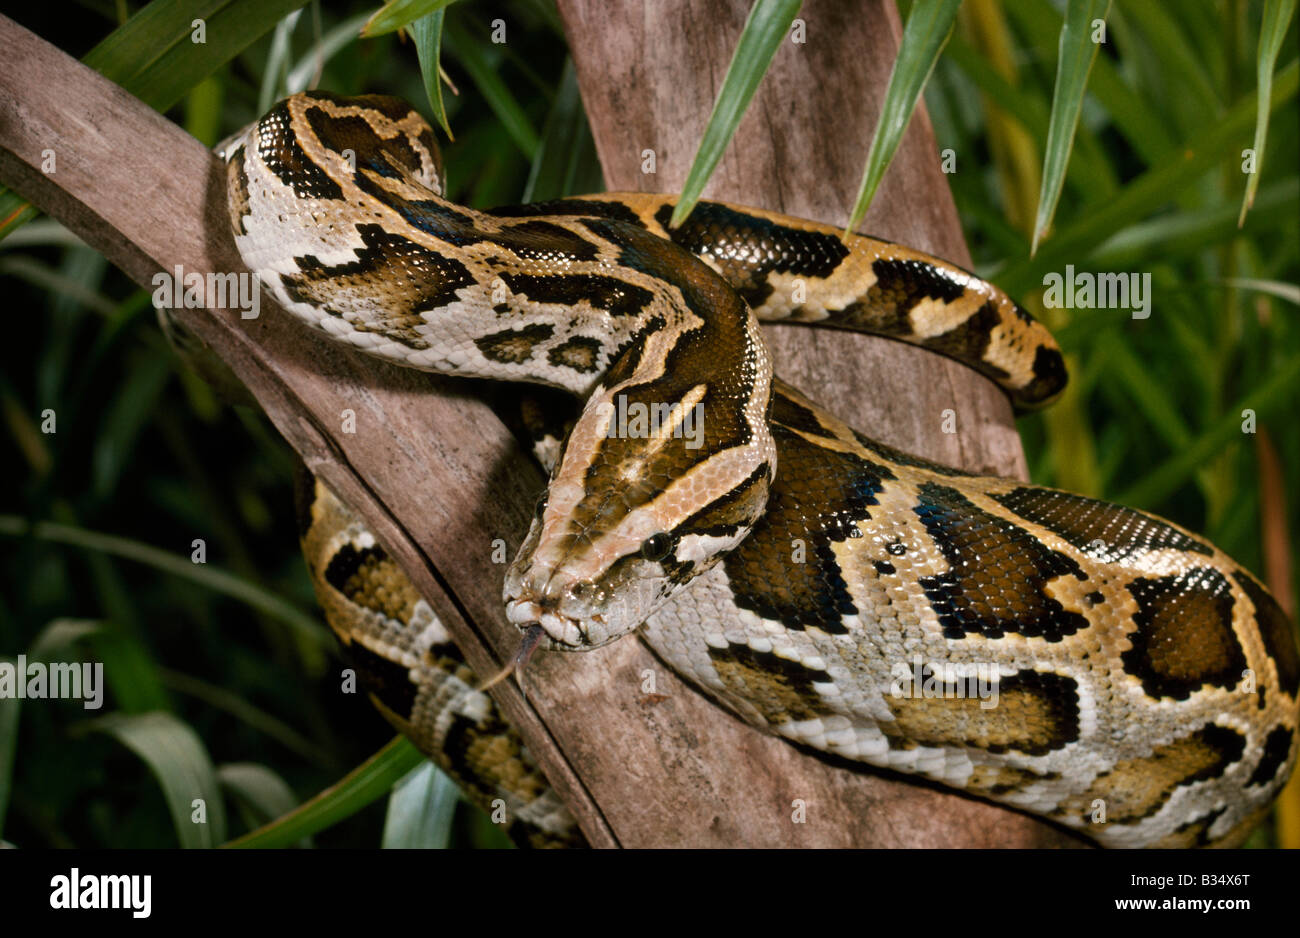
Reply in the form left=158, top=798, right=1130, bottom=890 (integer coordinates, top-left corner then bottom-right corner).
left=0, top=8, right=1084, bottom=847
left=559, top=0, right=1085, bottom=847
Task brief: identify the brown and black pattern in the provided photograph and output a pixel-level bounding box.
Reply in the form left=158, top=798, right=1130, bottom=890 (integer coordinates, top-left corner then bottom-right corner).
left=1247, top=725, right=1296, bottom=788
left=652, top=201, right=850, bottom=307
left=884, top=669, right=1080, bottom=756
left=707, top=642, right=837, bottom=725
left=722, top=427, right=893, bottom=632
left=303, top=106, right=427, bottom=183
left=1233, top=570, right=1300, bottom=695
left=343, top=639, right=421, bottom=722
left=1055, top=724, right=1246, bottom=827
left=283, top=223, right=476, bottom=332
left=913, top=483, right=1090, bottom=642
left=500, top=272, right=653, bottom=318
left=547, top=336, right=605, bottom=374
left=258, top=98, right=345, bottom=201
left=298, top=480, right=583, bottom=849
left=1123, top=568, right=1246, bottom=700
left=475, top=323, right=556, bottom=365
left=965, top=764, right=1060, bottom=796
left=993, top=487, right=1213, bottom=562
left=225, top=145, right=251, bottom=235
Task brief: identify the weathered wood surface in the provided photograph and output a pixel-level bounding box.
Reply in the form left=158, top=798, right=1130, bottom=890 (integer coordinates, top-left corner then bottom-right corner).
left=0, top=5, right=1083, bottom=847
left=558, top=0, right=1083, bottom=847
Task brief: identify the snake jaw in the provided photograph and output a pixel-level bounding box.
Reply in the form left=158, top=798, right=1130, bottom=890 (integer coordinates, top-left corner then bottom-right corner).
left=507, top=599, right=594, bottom=647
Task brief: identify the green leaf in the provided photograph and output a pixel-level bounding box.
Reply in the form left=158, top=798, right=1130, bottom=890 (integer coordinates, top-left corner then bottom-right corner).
left=184, top=75, right=224, bottom=147
left=1220, top=277, right=1300, bottom=306
left=160, top=668, right=331, bottom=766
left=285, top=11, right=372, bottom=93
left=80, top=712, right=227, bottom=847
left=0, top=200, right=39, bottom=240
left=1240, top=0, right=1298, bottom=225
left=93, top=352, right=173, bottom=499
left=1117, top=353, right=1300, bottom=507
left=25, top=619, right=171, bottom=716
left=1031, top=0, right=1112, bottom=253
left=523, top=57, right=603, bottom=202
left=943, top=33, right=1116, bottom=203
left=443, top=17, right=540, bottom=159
left=1118, top=0, right=1222, bottom=121
left=845, top=0, right=962, bottom=235
left=381, top=761, right=459, bottom=848
left=29, top=618, right=105, bottom=660
left=670, top=0, right=803, bottom=227
left=410, top=10, right=454, bottom=139
left=362, top=0, right=457, bottom=38
left=218, top=763, right=304, bottom=841
left=258, top=9, right=304, bottom=114
left=996, top=59, right=1299, bottom=297
left=224, top=737, right=425, bottom=847
left=1090, top=178, right=1299, bottom=268
left=0, top=256, right=117, bottom=317
left=1003, top=0, right=1176, bottom=165
left=84, top=0, right=312, bottom=113
left=0, top=516, right=331, bottom=651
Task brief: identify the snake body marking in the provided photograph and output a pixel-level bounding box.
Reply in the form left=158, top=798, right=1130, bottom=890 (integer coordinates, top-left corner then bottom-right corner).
left=218, top=92, right=1298, bottom=848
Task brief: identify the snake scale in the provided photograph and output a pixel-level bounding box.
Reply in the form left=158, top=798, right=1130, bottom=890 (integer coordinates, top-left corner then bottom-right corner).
left=214, top=91, right=1298, bottom=848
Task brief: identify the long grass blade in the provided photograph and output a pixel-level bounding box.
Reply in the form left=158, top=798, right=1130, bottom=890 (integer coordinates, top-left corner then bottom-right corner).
left=1031, top=0, right=1112, bottom=253
left=78, top=711, right=228, bottom=847
left=218, top=763, right=304, bottom=843
left=996, top=60, right=1298, bottom=296
left=442, top=16, right=540, bottom=159
left=409, top=10, right=454, bottom=138
left=258, top=9, right=304, bottom=114
left=0, top=516, right=331, bottom=650
left=844, top=0, right=962, bottom=235
left=669, top=0, right=803, bottom=227
left=381, top=761, right=459, bottom=848
left=1240, top=0, right=1298, bottom=225
left=362, top=0, right=457, bottom=38
left=523, top=57, right=603, bottom=202
left=1003, top=0, right=1175, bottom=164
left=1221, top=277, right=1300, bottom=306
left=285, top=11, right=372, bottom=94
left=1117, top=353, right=1300, bottom=507
left=224, top=737, right=424, bottom=847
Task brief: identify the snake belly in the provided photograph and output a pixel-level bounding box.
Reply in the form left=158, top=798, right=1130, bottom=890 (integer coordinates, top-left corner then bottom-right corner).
left=224, top=91, right=1299, bottom=848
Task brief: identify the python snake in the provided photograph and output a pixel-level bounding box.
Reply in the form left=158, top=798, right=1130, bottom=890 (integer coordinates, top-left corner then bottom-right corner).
left=213, top=91, right=1298, bottom=848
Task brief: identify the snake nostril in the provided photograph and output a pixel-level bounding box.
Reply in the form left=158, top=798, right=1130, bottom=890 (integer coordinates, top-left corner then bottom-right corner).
left=568, top=580, right=594, bottom=602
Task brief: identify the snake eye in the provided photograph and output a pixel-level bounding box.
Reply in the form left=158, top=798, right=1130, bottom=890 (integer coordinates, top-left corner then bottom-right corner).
left=534, top=493, right=548, bottom=521
left=640, top=533, right=672, bottom=562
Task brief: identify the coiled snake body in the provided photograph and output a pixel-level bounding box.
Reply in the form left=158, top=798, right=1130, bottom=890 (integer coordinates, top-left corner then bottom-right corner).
left=217, top=91, right=1298, bottom=848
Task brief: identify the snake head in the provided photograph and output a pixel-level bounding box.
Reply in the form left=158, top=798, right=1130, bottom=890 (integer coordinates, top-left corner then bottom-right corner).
left=503, top=325, right=776, bottom=648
